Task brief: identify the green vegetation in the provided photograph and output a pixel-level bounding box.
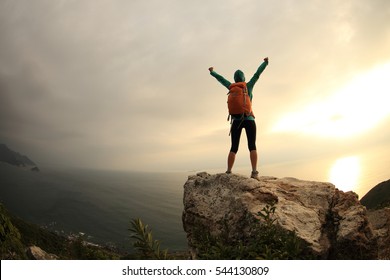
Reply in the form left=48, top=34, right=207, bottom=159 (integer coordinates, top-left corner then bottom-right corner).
left=192, top=202, right=311, bottom=260
left=0, top=204, right=26, bottom=259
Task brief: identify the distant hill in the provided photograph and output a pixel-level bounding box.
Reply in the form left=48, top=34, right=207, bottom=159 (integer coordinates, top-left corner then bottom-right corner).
left=360, top=179, right=390, bottom=209
left=0, top=144, right=37, bottom=168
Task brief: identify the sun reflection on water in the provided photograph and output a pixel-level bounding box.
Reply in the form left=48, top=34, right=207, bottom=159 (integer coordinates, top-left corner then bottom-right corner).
left=329, top=156, right=360, bottom=193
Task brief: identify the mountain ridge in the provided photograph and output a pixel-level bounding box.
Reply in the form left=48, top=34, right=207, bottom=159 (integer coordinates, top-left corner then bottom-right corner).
left=0, top=144, right=38, bottom=171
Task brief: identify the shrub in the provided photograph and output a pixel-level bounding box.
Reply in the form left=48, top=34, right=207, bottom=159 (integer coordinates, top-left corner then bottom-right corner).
left=129, top=218, right=168, bottom=260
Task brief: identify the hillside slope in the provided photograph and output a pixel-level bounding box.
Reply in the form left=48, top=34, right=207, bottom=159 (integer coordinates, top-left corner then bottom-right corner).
left=361, top=179, right=390, bottom=209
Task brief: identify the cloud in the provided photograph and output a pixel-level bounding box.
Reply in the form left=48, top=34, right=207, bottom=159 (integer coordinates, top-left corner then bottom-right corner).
left=1, top=0, right=390, bottom=170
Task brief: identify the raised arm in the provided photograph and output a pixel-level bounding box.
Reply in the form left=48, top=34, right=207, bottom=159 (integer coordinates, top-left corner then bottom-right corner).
left=247, top=57, right=269, bottom=89
left=209, top=67, right=231, bottom=89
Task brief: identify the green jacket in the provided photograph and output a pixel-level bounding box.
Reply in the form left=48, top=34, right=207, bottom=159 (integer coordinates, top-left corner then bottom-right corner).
left=210, top=60, right=268, bottom=120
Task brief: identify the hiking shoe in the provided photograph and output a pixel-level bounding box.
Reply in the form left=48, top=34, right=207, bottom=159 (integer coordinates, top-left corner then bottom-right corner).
left=225, top=170, right=232, bottom=174
left=251, top=170, right=259, bottom=179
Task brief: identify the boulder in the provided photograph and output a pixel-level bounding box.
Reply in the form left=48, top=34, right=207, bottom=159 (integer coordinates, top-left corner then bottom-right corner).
left=182, top=172, right=377, bottom=259
left=26, top=246, right=57, bottom=260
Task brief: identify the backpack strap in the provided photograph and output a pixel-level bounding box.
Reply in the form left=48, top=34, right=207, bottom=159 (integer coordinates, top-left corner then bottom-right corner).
left=228, top=114, right=246, bottom=136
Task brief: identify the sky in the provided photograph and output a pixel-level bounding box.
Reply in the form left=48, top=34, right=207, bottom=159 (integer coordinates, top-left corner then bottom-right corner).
left=1, top=0, right=389, bottom=196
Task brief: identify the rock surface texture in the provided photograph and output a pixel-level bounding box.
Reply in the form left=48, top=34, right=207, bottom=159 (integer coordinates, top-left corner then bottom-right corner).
left=367, top=207, right=390, bottom=259
left=182, top=172, right=377, bottom=259
left=26, top=246, right=57, bottom=260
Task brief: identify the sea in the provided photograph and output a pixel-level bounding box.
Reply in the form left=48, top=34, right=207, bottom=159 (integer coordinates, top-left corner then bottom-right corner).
left=0, top=163, right=189, bottom=253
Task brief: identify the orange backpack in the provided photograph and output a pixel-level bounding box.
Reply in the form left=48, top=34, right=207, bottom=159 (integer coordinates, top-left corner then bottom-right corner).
left=227, top=82, right=254, bottom=120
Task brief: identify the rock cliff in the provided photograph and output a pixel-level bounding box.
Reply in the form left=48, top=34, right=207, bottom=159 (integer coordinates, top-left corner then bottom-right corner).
left=182, top=172, right=378, bottom=259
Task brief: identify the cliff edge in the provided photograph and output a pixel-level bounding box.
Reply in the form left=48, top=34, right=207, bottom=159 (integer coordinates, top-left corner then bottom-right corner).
left=182, top=172, right=378, bottom=259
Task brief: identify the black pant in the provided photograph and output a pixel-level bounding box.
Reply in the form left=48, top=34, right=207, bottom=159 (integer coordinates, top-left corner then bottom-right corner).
left=230, top=120, right=257, bottom=153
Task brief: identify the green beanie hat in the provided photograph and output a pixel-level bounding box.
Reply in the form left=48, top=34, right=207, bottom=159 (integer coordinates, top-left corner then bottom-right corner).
left=234, top=70, right=245, bottom=82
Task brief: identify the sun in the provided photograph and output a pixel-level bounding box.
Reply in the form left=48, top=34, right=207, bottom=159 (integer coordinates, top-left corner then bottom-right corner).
left=271, top=62, right=390, bottom=138
left=329, top=156, right=360, bottom=192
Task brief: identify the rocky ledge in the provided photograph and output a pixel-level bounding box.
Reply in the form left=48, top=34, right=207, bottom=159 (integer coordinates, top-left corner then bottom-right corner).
left=182, top=172, right=381, bottom=259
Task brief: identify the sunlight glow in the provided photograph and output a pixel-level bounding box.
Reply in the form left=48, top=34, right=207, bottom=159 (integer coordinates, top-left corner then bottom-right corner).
left=272, top=62, right=390, bottom=138
left=329, top=156, right=360, bottom=192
